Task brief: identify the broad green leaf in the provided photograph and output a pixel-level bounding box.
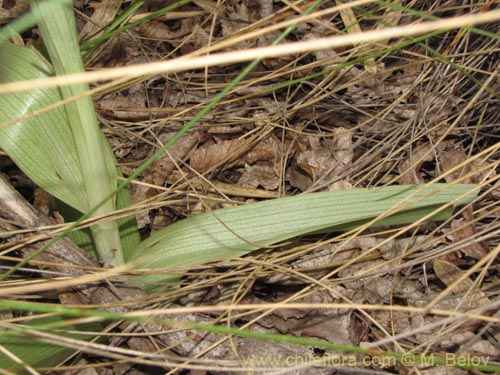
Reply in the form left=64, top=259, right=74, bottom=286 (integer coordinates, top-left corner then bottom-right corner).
left=0, top=42, right=87, bottom=212
left=0, top=41, right=139, bottom=260
left=129, top=184, right=478, bottom=289
left=0, top=315, right=101, bottom=372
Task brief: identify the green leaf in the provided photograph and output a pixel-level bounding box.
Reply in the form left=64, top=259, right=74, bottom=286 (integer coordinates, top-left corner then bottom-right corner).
left=129, top=184, right=478, bottom=289
left=29, top=0, right=123, bottom=265
left=116, top=170, right=141, bottom=261
left=55, top=199, right=96, bottom=256
left=0, top=41, right=139, bottom=261
left=0, top=315, right=101, bottom=372
left=0, top=42, right=88, bottom=212
left=56, top=170, right=141, bottom=260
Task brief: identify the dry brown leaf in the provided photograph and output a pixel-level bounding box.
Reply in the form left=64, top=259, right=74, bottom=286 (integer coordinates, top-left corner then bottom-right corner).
left=302, top=26, right=344, bottom=69
left=190, top=135, right=279, bottom=173
left=238, top=164, right=279, bottom=190
left=439, top=147, right=496, bottom=184
left=442, top=332, right=499, bottom=356
left=133, top=311, right=334, bottom=375
left=96, top=83, right=150, bottom=121
left=370, top=309, right=412, bottom=339
left=447, top=219, right=489, bottom=260
left=287, top=129, right=353, bottom=191
left=144, top=131, right=201, bottom=187
left=433, top=260, right=490, bottom=308
left=190, top=138, right=243, bottom=172
left=128, top=182, right=150, bottom=229
left=139, top=19, right=192, bottom=40
left=167, top=170, right=280, bottom=199
left=220, top=1, right=276, bottom=51
left=242, top=289, right=363, bottom=358
left=266, top=236, right=397, bottom=285
left=436, top=332, right=500, bottom=370
left=0, top=0, right=28, bottom=21
left=399, top=142, right=436, bottom=184
left=79, top=0, right=121, bottom=41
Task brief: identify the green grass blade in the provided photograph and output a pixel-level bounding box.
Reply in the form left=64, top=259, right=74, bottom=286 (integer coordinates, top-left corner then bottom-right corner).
left=81, top=0, right=146, bottom=59
left=129, top=184, right=478, bottom=289
left=29, top=0, right=123, bottom=265
left=81, top=0, right=192, bottom=54
left=2, top=298, right=499, bottom=373
left=0, top=315, right=100, bottom=372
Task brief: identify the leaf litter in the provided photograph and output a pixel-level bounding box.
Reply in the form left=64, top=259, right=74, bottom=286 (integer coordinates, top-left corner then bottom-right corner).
left=0, top=0, right=499, bottom=374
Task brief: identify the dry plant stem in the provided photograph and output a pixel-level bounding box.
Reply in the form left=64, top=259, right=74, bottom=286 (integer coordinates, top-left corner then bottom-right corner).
left=2, top=9, right=500, bottom=93
left=0, top=173, right=100, bottom=298
left=29, top=0, right=123, bottom=266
